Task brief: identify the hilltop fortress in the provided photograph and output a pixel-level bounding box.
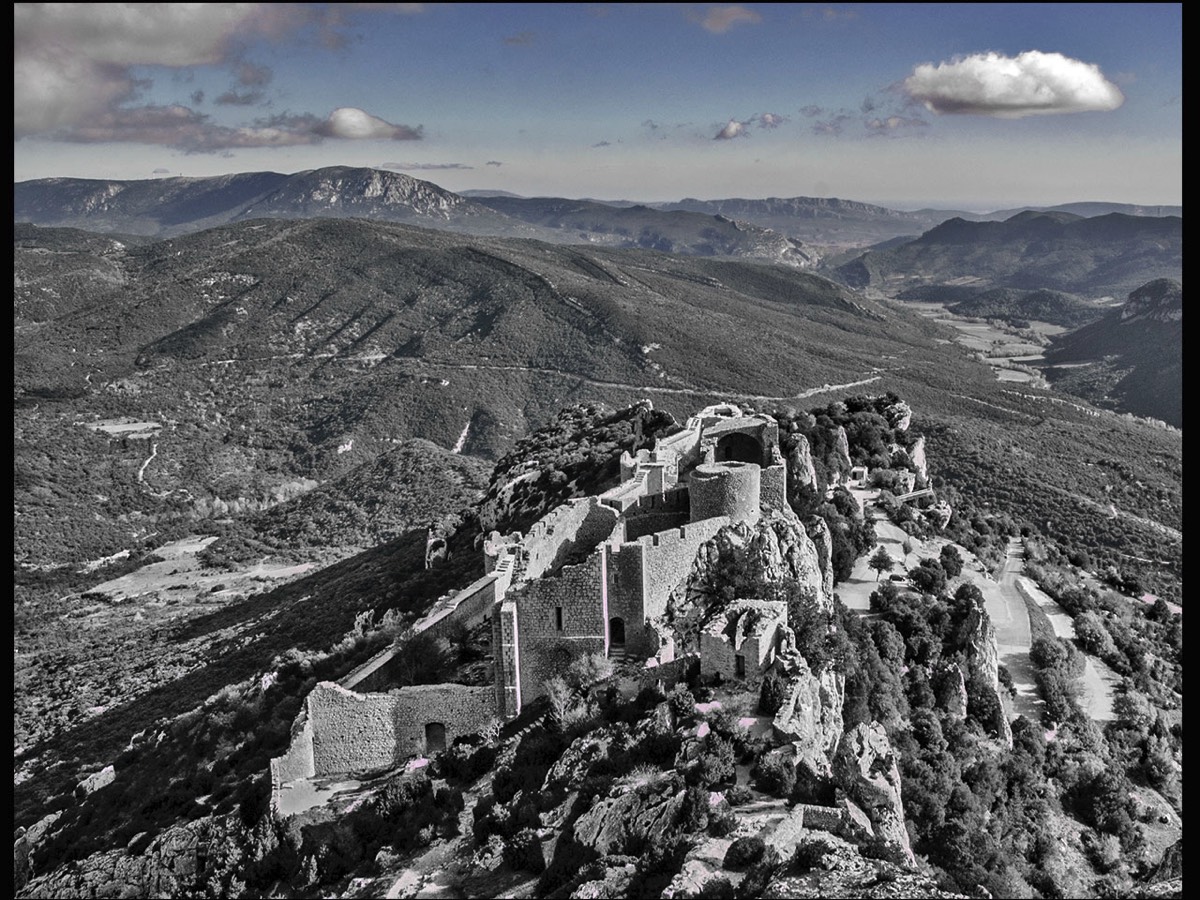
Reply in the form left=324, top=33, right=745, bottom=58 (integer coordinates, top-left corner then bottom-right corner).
left=272, top=404, right=822, bottom=790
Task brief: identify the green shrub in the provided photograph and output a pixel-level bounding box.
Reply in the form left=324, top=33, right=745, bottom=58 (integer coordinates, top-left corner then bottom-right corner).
left=752, top=754, right=796, bottom=798
left=503, top=828, right=546, bottom=873
left=758, top=670, right=788, bottom=715
left=723, top=835, right=766, bottom=870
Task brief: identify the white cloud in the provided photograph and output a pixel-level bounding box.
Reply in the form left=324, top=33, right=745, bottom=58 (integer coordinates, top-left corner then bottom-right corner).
left=696, top=5, right=762, bottom=35
left=14, top=3, right=254, bottom=135
left=714, top=119, right=748, bottom=140
left=904, top=50, right=1124, bottom=118
left=316, top=107, right=422, bottom=140
left=757, top=112, right=786, bottom=129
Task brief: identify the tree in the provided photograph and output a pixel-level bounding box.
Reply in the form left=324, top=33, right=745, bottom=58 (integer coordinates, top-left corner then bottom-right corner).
left=939, top=545, right=964, bottom=578
left=869, top=546, right=895, bottom=581
left=902, top=538, right=915, bottom=562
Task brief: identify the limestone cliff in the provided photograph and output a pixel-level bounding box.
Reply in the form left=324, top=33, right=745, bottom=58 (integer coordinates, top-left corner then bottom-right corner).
left=803, top=515, right=835, bottom=602
left=909, top=436, right=928, bottom=484
left=834, top=426, right=852, bottom=478
left=667, top=512, right=829, bottom=648
left=787, top=432, right=819, bottom=494
left=772, top=652, right=845, bottom=777
left=832, top=723, right=915, bottom=866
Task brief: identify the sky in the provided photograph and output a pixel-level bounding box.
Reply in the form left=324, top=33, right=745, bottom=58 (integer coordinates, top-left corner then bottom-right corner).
left=13, top=3, right=1182, bottom=210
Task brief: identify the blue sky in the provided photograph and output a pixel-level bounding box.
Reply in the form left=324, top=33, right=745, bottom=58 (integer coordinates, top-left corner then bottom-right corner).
left=13, top=3, right=1182, bottom=209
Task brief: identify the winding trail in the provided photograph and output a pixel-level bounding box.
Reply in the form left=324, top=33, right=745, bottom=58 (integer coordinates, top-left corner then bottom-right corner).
left=136, top=442, right=158, bottom=484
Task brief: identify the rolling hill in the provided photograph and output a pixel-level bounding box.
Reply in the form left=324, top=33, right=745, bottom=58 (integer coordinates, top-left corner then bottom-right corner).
left=834, top=211, right=1182, bottom=299
left=1043, top=278, right=1183, bottom=426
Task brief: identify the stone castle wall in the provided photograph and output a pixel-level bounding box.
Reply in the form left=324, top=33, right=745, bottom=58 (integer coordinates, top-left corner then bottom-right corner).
left=639, top=516, right=731, bottom=623
left=493, top=599, right=521, bottom=717
left=521, top=498, right=620, bottom=582
left=291, top=681, right=497, bottom=779
left=622, top=488, right=690, bottom=541
left=513, top=553, right=608, bottom=702
left=309, top=683, right=403, bottom=776
left=689, top=462, right=761, bottom=525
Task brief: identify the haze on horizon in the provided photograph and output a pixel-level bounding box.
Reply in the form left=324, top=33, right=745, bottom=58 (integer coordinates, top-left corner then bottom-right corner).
left=13, top=3, right=1182, bottom=211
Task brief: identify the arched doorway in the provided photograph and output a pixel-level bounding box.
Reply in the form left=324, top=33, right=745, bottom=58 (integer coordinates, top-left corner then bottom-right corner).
left=609, top=617, right=626, bottom=646
left=715, top=433, right=762, bottom=465
left=424, top=722, right=446, bottom=755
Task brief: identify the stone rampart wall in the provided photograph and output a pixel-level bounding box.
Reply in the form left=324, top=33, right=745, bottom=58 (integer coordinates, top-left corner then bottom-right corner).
left=760, top=463, right=788, bottom=512
left=309, top=682, right=403, bottom=776
left=639, top=516, right=731, bottom=622
left=269, top=704, right=316, bottom=788
left=391, top=684, right=497, bottom=758
left=522, top=498, right=619, bottom=582
left=493, top=599, right=521, bottom=717
left=514, top=553, right=608, bottom=701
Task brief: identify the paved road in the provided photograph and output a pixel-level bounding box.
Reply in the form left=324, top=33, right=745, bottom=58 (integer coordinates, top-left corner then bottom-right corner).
left=1015, top=575, right=1118, bottom=722
left=836, top=497, right=1043, bottom=722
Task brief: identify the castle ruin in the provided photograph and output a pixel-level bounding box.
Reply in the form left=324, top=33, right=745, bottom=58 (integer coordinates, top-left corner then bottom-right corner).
left=271, top=403, right=813, bottom=792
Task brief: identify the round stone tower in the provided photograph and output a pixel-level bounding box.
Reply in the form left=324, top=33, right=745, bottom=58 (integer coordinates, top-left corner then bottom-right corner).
left=689, top=461, right=761, bottom=525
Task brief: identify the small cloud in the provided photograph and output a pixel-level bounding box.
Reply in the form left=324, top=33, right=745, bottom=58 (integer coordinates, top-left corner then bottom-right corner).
left=215, top=89, right=264, bottom=106
left=504, top=30, right=535, bottom=46
left=799, top=104, right=824, bottom=118
left=714, top=119, right=749, bottom=140
left=486, top=160, right=503, bottom=166
left=903, top=50, right=1124, bottom=118
left=756, top=112, right=786, bottom=129
left=152, top=167, right=171, bottom=174
left=861, top=96, right=877, bottom=114
left=865, top=115, right=928, bottom=133
left=592, top=140, right=612, bottom=147
left=812, top=114, right=852, bottom=136
left=642, top=119, right=661, bottom=130
left=314, top=107, right=422, bottom=140
left=821, top=7, right=859, bottom=21
left=695, top=5, right=762, bottom=34
left=380, top=161, right=473, bottom=171
left=1111, top=71, right=1137, bottom=86
left=191, top=89, right=205, bottom=105
left=236, top=62, right=273, bottom=87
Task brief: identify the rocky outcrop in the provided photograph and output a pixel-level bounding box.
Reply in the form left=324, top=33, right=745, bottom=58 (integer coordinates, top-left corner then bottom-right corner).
left=964, top=610, right=1013, bottom=747
left=923, top=500, right=952, bottom=531
left=803, top=516, right=835, bottom=602
left=832, top=723, right=915, bottom=866
left=570, top=777, right=687, bottom=857
left=883, top=400, right=912, bottom=433
left=772, top=654, right=844, bottom=777
left=935, top=664, right=968, bottom=720
left=834, top=427, right=852, bottom=479
left=761, top=833, right=967, bottom=899
left=788, top=433, right=819, bottom=493
left=17, top=815, right=264, bottom=899
left=1121, top=278, right=1182, bottom=324
left=908, top=437, right=928, bottom=484
left=668, top=513, right=828, bottom=646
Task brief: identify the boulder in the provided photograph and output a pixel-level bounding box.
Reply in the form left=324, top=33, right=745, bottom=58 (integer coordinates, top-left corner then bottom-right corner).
left=884, top=400, right=913, bottom=432
left=571, top=778, right=687, bottom=857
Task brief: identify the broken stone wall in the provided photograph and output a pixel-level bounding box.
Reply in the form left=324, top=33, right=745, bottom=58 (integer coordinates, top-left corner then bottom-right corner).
left=522, top=498, right=620, bottom=581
